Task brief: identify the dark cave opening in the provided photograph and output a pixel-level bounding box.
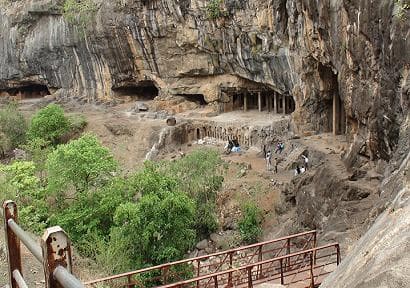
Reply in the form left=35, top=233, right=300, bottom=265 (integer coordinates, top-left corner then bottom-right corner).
left=318, top=63, right=345, bottom=134
left=113, top=81, right=159, bottom=100
left=1, top=84, right=50, bottom=99
left=179, top=94, right=207, bottom=106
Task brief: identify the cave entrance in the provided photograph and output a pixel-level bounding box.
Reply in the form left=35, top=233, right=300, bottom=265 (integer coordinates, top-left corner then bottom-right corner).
left=220, top=87, right=295, bottom=115
left=318, top=63, right=345, bottom=134
left=1, top=84, right=50, bottom=99
left=179, top=94, right=207, bottom=106
left=113, top=80, right=158, bottom=100
left=333, top=92, right=346, bottom=135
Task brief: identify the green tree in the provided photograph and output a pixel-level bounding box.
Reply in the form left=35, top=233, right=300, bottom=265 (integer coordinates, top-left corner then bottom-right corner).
left=238, top=202, right=263, bottom=244
left=0, top=161, right=48, bottom=233
left=164, top=149, right=224, bottom=237
left=111, top=189, right=196, bottom=266
left=0, top=161, right=40, bottom=200
left=28, top=104, right=69, bottom=144
left=49, top=176, right=134, bottom=247
left=46, top=134, right=117, bottom=203
left=0, top=102, right=27, bottom=150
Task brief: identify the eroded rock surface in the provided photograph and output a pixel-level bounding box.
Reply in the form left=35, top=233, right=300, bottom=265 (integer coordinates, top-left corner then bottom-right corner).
left=1, top=0, right=409, bottom=160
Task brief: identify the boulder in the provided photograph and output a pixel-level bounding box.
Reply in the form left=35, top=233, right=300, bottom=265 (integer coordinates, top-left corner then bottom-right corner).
left=196, top=239, right=209, bottom=250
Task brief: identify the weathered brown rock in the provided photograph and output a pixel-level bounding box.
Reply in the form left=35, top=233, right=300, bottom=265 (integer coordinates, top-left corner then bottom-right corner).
left=0, top=0, right=408, bottom=161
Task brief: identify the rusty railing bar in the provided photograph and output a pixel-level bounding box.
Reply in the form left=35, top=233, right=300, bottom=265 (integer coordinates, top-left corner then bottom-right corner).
left=12, top=270, right=28, bottom=288
left=7, top=219, right=43, bottom=262
left=54, top=266, right=84, bottom=288
left=153, top=243, right=339, bottom=288
left=85, top=230, right=317, bottom=285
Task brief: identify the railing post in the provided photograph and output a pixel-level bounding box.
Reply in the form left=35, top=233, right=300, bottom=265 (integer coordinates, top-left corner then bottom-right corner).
left=3, top=201, right=22, bottom=288
left=247, top=267, right=253, bottom=288
left=310, top=252, right=314, bottom=288
left=41, top=226, right=73, bottom=288
left=213, top=275, right=218, bottom=288
left=228, top=252, right=233, bottom=287
left=279, top=258, right=284, bottom=285
left=313, top=232, right=317, bottom=265
left=286, top=238, right=291, bottom=269
left=257, top=246, right=262, bottom=279
left=196, top=260, right=200, bottom=288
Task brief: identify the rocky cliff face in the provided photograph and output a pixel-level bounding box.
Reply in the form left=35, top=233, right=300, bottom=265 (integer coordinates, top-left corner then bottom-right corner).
left=0, top=0, right=409, bottom=161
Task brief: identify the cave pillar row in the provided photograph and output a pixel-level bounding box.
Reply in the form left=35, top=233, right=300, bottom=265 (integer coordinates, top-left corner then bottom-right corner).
left=282, top=95, right=286, bottom=115
left=273, top=92, right=278, bottom=114
left=258, top=92, right=262, bottom=112
left=268, top=94, right=272, bottom=112
left=244, top=91, right=248, bottom=112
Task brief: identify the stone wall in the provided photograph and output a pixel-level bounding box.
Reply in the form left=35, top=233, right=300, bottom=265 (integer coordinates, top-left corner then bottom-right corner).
left=0, top=0, right=409, bottom=160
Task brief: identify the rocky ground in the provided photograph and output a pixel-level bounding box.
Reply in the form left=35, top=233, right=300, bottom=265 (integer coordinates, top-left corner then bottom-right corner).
left=0, top=100, right=399, bottom=287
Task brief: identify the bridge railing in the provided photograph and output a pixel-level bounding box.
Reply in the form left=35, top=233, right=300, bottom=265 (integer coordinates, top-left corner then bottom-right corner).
left=84, top=230, right=318, bottom=288
left=156, top=243, right=340, bottom=288
left=2, top=200, right=84, bottom=288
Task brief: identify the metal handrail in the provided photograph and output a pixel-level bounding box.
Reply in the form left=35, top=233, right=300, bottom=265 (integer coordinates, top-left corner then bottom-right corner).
left=85, top=230, right=317, bottom=285
left=54, top=266, right=85, bottom=288
left=7, top=218, right=43, bottom=262
left=155, top=243, right=340, bottom=288
left=3, top=200, right=84, bottom=288
left=13, top=270, right=28, bottom=288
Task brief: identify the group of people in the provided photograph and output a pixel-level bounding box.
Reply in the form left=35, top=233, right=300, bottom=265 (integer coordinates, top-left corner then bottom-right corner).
left=294, top=154, right=309, bottom=176
left=264, top=141, right=285, bottom=172
left=265, top=150, right=277, bottom=173
left=225, top=139, right=241, bottom=154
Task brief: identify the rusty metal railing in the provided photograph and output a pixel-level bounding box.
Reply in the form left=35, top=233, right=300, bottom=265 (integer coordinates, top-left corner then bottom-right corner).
left=156, top=243, right=340, bottom=288
left=3, top=200, right=340, bottom=288
left=85, top=230, right=318, bottom=288
left=2, top=200, right=84, bottom=288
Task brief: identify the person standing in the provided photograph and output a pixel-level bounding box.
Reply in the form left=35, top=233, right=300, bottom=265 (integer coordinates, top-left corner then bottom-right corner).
left=266, top=150, right=272, bottom=171
left=301, top=154, right=309, bottom=170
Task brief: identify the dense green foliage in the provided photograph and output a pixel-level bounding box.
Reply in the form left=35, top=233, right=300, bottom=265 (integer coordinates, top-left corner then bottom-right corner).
left=206, top=0, right=225, bottom=19
left=46, top=134, right=117, bottom=199
left=0, top=103, right=27, bottom=154
left=63, top=0, right=98, bottom=31
left=28, top=104, right=70, bottom=144
left=163, top=149, right=225, bottom=237
left=0, top=102, right=226, bottom=275
left=238, top=202, right=263, bottom=244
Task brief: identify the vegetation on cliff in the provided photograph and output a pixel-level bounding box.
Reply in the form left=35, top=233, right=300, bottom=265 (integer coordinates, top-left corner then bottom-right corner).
left=0, top=103, right=236, bottom=275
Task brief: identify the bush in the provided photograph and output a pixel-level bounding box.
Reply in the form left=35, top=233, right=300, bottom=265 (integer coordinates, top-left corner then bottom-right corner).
left=68, top=114, right=87, bottom=133
left=46, top=134, right=117, bottom=203
left=206, top=0, right=225, bottom=19
left=28, top=104, right=69, bottom=144
left=0, top=103, right=27, bottom=151
left=63, top=0, right=98, bottom=31
left=111, top=188, right=196, bottom=267
left=0, top=161, right=48, bottom=233
left=163, top=149, right=225, bottom=238
left=238, top=202, right=263, bottom=244
left=49, top=176, right=134, bottom=247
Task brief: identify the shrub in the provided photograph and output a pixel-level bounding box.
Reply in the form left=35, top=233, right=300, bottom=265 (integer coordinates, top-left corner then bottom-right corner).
left=28, top=104, right=69, bottom=144
left=0, top=103, right=27, bottom=151
left=68, top=114, right=87, bottom=133
left=206, top=0, right=225, bottom=19
left=238, top=202, right=263, bottom=244
left=111, top=188, right=196, bottom=267
left=63, top=0, right=98, bottom=31
left=0, top=161, right=48, bottom=233
left=46, top=134, right=117, bottom=203
left=49, top=176, right=134, bottom=247
left=163, top=149, right=225, bottom=238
